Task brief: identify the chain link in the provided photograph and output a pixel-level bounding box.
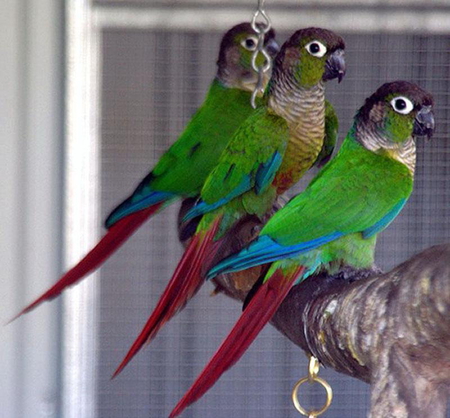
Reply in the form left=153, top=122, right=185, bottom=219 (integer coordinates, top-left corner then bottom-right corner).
left=250, top=0, right=272, bottom=109
left=292, top=356, right=333, bottom=417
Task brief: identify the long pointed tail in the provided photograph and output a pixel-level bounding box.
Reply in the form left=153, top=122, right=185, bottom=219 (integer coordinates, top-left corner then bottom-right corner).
left=169, top=265, right=305, bottom=417
left=112, top=217, right=223, bottom=378
left=10, top=203, right=164, bottom=322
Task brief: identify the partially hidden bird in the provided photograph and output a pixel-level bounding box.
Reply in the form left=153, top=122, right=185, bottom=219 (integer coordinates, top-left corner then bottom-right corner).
left=11, top=22, right=280, bottom=320
left=113, top=27, right=346, bottom=377
left=169, top=80, right=435, bottom=417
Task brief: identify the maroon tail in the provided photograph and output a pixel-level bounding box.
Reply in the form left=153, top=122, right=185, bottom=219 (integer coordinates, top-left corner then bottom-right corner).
left=169, top=265, right=305, bottom=418
left=10, top=204, right=163, bottom=321
left=112, top=217, right=222, bottom=378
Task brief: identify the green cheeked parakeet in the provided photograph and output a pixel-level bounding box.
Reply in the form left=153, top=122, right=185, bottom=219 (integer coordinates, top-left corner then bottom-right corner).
left=169, top=80, right=435, bottom=416
left=113, top=27, right=346, bottom=377
left=12, top=22, right=280, bottom=319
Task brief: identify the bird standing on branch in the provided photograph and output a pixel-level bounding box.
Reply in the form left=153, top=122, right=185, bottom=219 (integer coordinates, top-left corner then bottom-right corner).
left=170, top=80, right=435, bottom=417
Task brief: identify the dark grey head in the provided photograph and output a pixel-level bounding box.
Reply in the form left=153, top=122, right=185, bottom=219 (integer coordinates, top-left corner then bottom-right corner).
left=216, top=22, right=279, bottom=91
left=268, top=27, right=346, bottom=91
left=357, top=80, right=435, bottom=142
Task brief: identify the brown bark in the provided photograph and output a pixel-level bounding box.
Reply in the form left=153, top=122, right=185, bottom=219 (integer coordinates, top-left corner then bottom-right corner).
left=178, top=199, right=450, bottom=417
left=218, top=245, right=450, bottom=417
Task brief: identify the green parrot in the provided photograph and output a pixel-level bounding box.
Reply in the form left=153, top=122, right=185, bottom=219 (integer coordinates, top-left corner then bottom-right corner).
left=12, top=22, right=280, bottom=320
left=169, top=80, right=435, bottom=417
left=112, top=27, right=346, bottom=377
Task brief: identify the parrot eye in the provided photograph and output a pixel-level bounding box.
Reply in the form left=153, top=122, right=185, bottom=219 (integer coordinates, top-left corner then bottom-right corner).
left=305, top=41, right=327, bottom=58
left=390, top=96, right=414, bottom=115
left=241, top=36, right=258, bottom=51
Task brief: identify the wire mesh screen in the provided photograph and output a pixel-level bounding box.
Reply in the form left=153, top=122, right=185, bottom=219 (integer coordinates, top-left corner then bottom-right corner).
left=98, top=28, right=450, bottom=417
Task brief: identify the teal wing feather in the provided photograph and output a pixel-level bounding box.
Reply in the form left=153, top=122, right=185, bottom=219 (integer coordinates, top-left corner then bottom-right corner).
left=255, top=151, right=283, bottom=194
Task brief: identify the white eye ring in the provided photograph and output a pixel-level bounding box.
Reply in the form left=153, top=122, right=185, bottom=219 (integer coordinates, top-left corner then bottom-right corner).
left=241, top=36, right=258, bottom=51
left=390, top=96, right=414, bottom=115
left=305, top=40, right=327, bottom=58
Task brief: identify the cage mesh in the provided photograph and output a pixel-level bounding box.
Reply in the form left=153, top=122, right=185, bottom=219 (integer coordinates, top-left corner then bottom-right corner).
left=97, top=28, right=450, bottom=417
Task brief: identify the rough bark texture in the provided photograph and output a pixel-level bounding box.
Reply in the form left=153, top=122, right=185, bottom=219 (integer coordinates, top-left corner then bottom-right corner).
left=178, top=199, right=450, bottom=417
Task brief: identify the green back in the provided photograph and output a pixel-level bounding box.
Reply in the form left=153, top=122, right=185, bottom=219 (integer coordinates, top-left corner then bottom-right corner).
left=150, top=79, right=258, bottom=195
left=262, top=130, right=414, bottom=246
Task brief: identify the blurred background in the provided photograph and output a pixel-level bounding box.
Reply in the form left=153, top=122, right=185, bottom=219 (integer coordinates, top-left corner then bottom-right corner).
left=1, top=0, right=450, bottom=417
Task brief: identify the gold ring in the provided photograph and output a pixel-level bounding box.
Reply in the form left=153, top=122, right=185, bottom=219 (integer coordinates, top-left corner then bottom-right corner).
left=292, top=376, right=333, bottom=416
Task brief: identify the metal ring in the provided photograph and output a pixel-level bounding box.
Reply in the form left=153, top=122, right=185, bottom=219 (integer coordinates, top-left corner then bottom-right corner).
left=251, top=1, right=271, bottom=35
left=251, top=11, right=271, bottom=34
left=249, top=0, right=272, bottom=109
left=292, top=376, right=333, bottom=417
left=251, top=32, right=266, bottom=72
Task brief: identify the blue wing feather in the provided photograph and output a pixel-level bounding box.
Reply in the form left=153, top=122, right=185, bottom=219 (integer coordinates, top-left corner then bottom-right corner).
left=105, top=190, right=175, bottom=228
left=255, top=151, right=283, bottom=195
left=207, top=231, right=343, bottom=279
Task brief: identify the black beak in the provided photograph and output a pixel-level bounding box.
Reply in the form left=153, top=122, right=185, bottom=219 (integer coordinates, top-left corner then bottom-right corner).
left=414, top=106, right=435, bottom=140
left=265, top=38, right=280, bottom=58
left=323, top=49, right=346, bottom=83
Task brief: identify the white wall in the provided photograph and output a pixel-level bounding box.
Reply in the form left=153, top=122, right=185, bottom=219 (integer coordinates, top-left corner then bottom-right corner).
left=0, top=1, right=64, bottom=417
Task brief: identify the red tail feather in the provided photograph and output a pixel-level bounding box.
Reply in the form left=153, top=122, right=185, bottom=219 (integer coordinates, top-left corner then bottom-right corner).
left=10, top=204, right=163, bottom=322
left=169, top=265, right=305, bottom=418
left=112, top=217, right=223, bottom=379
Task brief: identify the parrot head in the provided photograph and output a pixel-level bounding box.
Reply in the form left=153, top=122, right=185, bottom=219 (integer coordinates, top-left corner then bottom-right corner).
left=269, top=27, right=346, bottom=89
left=216, top=22, right=279, bottom=92
left=357, top=80, right=435, bottom=144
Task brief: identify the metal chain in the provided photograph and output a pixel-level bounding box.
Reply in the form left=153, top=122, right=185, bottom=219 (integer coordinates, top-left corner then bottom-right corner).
left=292, top=356, right=333, bottom=417
left=250, top=0, right=272, bottom=109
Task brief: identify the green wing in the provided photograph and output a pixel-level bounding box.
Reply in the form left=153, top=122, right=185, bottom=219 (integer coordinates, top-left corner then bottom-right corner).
left=150, top=80, right=257, bottom=195
left=183, top=108, right=289, bottom=220
left=313, top=99, right=338, bottom=167
left=201, top=107, right=289, bottom=205
left=262, top=136, right=414, bottom=246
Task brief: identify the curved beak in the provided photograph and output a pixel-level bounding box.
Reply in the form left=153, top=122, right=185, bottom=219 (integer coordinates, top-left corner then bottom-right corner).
left=265, top=38, right=280, bottom=58
left=323, top=48, right=346, bottom=83
left=414, top=105, right=435, bottom=140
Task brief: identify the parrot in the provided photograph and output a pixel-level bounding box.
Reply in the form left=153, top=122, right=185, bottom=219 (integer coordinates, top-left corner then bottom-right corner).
left=112, top=27, right=347, bottom=377
left=169, top=80, right=435, bottom=417
left=11, top=22, right=280, bottom=320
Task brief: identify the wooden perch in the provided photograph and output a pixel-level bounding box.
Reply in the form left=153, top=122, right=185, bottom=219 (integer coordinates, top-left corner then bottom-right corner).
left=178, top=200, right=450, bottom=417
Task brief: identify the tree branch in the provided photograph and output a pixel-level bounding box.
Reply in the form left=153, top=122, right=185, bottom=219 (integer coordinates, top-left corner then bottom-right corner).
left=178, top=199, right=450, bottom=417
